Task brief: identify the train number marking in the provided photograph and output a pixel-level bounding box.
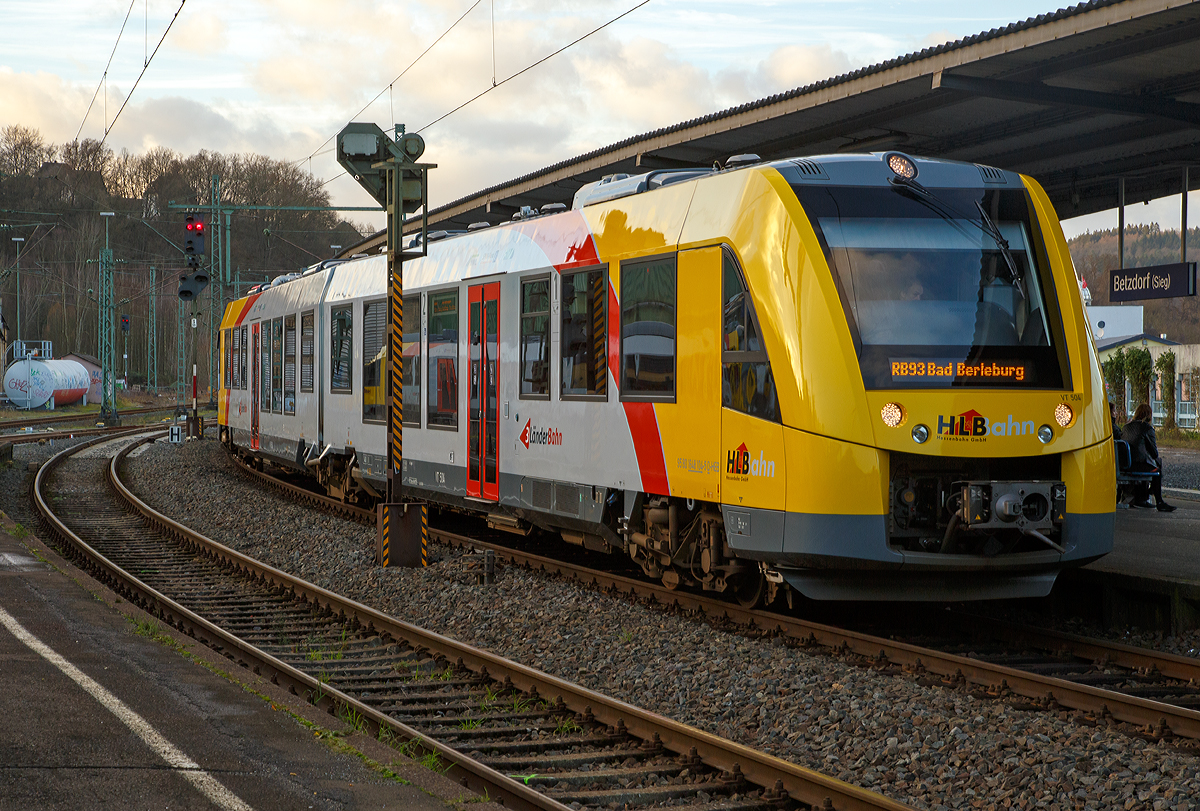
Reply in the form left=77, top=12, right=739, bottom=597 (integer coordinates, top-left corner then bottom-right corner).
left=436, top=471, right=446, bottom=485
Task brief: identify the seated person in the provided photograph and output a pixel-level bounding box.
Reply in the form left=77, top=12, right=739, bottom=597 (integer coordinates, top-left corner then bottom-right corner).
left=1122, top=403, right=1176, bottom=512
left=1109, top=400, right=1122, bottom=441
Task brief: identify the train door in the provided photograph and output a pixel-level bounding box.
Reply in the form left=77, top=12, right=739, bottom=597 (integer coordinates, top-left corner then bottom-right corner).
left=719, top=249, right=785, bottom=533
left=250, top=323, right=260, bottom=450
left=467, top=282, right=500, bottom=501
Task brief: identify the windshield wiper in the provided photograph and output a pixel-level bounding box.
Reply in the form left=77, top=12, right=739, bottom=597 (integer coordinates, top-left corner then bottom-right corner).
left=973, top=199, right=1022, bottom=291
left=890, top=176, right=1024, bottom=290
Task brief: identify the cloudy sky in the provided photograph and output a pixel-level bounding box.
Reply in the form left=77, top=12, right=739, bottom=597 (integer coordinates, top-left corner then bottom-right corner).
left=1, top=0, right=1189, bottom=236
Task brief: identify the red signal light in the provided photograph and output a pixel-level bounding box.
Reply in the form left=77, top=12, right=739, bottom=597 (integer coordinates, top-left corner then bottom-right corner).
left=187, top=222, right=195, bottom=230
left=195, top=222, right=203, bottom=232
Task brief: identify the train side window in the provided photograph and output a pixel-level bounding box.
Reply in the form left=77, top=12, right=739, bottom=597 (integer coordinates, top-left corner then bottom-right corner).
left=620, top=254, right=676, bottom=402
left=271, top=317, right=284, bottom=412
left=230, top=327, right=241, bottom=390
left=240, top=326, right=248, bottom=390
left=330, top=305, right=353, bottom=393
left=300, top=311, right=314, bottom=393
left=721, top=249, right=780, bottom=422
left=520, top=277, right=551, bottom=399
left=260, top=323, right=270, bottom=410
left=284, top=314, right=296, bottom=415
left=223, top=329, right=232, bottom=390
left=427, top=290, right=458, bottom=429
left=362, top=299, right=386, bottom=423
left=561, top=267, right=607, bottom=400
left=403, top=295, right=421, bottom=426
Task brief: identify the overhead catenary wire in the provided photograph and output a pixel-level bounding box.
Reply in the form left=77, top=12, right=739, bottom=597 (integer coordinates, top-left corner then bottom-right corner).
left=99, top=0, right=189, bottom=149
left=303, top=0, right=651, bottom=192
left=75, top=0, right=139, bottom=142
left=417, top=0, right=651, bottom=134
left=294, top=0, right=484, bottom=168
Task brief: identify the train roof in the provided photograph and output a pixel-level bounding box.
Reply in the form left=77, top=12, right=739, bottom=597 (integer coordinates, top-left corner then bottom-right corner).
left=230, top=151, right=1027, bottom=309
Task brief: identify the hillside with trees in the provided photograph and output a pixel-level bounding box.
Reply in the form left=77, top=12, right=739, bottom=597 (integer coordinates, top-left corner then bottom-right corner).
left=0, top=124, right=369, bottom=392
left=1068, top=223, right=1200, bottom=344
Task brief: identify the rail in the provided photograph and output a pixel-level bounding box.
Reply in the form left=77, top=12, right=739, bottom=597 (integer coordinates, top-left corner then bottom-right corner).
left=224, top=449, right=1200, bottom=743
left=32, top=434, right=912, bottom=811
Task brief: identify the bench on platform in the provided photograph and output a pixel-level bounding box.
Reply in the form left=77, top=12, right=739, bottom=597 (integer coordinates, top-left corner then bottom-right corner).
left=1114, top=439, right=1160, bottom=508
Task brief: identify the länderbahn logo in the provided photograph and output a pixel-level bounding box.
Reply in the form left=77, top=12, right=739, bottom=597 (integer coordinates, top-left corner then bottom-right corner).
left=937, top=409, right=1035, bottom=439
left=519, top=419, right=562, bottom=449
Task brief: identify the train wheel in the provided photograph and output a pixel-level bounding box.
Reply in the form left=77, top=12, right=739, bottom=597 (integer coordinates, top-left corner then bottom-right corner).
left=733, top=571, right=766, bottom=608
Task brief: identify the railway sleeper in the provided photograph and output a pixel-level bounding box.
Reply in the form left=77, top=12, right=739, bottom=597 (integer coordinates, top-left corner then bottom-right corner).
left=425, top=721, right=624, bottom=742
left=459, top=733, right=630, bottom=755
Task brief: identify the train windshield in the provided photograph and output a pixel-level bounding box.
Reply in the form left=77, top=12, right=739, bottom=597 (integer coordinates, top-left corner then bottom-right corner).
left=792, top=184, right=1067, bottom=389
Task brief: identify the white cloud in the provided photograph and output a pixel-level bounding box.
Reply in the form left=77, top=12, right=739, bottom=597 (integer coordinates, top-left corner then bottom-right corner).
left=0, top=68, right=93, bottom=141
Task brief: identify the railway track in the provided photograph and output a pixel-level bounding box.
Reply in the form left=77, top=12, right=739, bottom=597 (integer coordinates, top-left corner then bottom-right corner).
left=2, top=423, right=162, bottom=448
left=223, top=450, right=1200, bottom=750
left=33, top=432, right=910, bottom=811
left=1, top=403, right=210, bottom=433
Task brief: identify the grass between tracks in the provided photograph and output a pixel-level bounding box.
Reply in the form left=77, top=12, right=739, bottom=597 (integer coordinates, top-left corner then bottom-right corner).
left=18, top=539, right=493, bottom=809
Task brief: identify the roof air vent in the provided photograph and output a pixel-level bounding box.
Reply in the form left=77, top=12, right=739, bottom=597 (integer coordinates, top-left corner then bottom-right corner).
left=541, top=203, right=567, bottom=214
left=725, top=154, right=762, bottom=169
left=599, top=173, right=630, bottom=185
left=978, top=164, right=1008, bottom=184
left=427, top=231, right=451, bottom=242
left=794, top=159, right=826, bottom=177
left=467, top=222, right=491, bottom=231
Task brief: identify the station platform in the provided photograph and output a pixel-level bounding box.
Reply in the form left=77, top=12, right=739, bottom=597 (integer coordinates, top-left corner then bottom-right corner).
left=1055, top=447, right=1200, bottom=633
left=0, top=510, right=484, bottom=811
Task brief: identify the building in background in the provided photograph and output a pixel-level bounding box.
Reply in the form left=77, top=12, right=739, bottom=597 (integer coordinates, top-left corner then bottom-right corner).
left=61, top=352, right=102, bottom=405
left=1087, top=305, right=1144, bottom=345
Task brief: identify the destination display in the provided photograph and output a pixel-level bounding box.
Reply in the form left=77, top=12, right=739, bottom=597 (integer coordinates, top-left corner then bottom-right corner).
left=891, top=358, right=1032, bottom=383
left=1110, top=262, right=1196, bottom=302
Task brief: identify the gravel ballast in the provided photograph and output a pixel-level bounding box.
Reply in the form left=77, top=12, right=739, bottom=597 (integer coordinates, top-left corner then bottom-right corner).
left=110, top=438, right=1200, bottom=810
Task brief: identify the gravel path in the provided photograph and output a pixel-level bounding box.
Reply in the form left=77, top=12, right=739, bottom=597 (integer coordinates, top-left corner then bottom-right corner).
left=110, top=438, right=1200, bottom=811
left=0, top=435, right=89, bottom=530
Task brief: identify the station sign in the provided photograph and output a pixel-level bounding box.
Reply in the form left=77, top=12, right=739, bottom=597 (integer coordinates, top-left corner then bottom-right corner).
left=1109, top=262, right=1196, bottom=302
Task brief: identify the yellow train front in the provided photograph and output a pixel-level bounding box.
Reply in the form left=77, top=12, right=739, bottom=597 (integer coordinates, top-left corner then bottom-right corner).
left=686, top=152, right=1114, bottom=601
left=219, top=150, right=1114, bottom=604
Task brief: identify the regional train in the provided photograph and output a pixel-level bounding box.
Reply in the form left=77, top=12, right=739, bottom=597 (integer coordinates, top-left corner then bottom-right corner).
left=218, top=152, right=1115, bottom=603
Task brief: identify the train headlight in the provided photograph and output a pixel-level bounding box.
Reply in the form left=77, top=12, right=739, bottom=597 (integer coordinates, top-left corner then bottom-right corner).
left=881, top=402, right=906, bottom=428
left=911, top=424, right=930, bottom=444
left=1054, top=402, right=1073, bottom=427
left=1037, top=424, right=1054, bottom=444
left=886, top=153, right=918, bottom=181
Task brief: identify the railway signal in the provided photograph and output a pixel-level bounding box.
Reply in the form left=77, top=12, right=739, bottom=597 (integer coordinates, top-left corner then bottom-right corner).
left=120, top=314, right=130, bottom=332
left=338, top=122, right=435, bottom=568
left=184, top=212, right=207, bottom=256
left=178, top=211, right=211, bottom=300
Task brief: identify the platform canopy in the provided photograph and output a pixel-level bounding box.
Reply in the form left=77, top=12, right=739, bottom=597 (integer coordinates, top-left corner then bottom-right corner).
left=406, top=0, right=1200, bottom=236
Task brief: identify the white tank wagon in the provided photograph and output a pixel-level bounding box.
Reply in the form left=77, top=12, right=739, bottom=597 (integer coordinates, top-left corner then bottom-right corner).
left=3, top=358, right=91, bottom=409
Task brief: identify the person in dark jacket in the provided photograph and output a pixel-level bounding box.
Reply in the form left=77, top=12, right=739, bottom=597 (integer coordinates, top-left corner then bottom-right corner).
left=1109, top=400, right=1122, bottom=442
left=1123, top=403, right=1176, bottom=512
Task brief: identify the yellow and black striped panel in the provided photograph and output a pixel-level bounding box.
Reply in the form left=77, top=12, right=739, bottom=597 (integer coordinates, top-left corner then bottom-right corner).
left=389, top=259, right=404, bottom=481
left=421, top=504, right=428, bottom=567
left=591, top=269, right=606, bottom=393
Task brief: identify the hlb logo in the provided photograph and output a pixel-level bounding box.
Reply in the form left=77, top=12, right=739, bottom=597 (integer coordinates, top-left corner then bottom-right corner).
left=937, top=409, right=1036, bottom=438
left=727, top=442, right=775, bottom=478
left=938, top=409, right=988, bottom=436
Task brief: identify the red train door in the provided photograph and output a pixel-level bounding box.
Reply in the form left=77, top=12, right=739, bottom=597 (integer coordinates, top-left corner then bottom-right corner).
left=467, top=282, right=499, bottom=501
left=250, top=323, right=260, bottom=451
